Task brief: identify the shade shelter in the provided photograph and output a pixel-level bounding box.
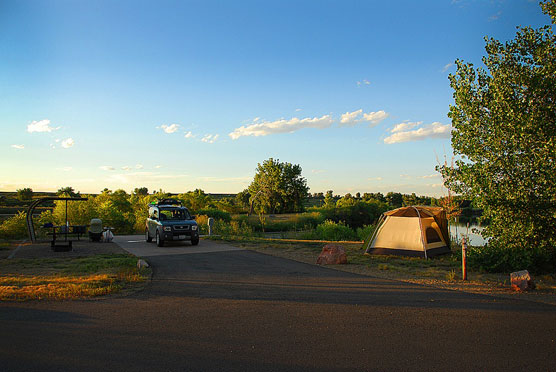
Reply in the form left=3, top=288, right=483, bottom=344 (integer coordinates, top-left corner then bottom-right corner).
left=364, top=206, right=450, bottom=258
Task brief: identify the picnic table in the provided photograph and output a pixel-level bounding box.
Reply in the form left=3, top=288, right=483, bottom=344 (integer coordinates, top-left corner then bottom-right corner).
left=45, top=224, right=88, bottom=251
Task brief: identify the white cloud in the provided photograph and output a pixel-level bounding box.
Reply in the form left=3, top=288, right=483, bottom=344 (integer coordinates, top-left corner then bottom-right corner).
left=27, top=119, right=60, bottom=133
left=368, top=177, right=383, bottom=181
left=421, top=174, right=440, bottom=179
left=184, top=131, right=195, bottom=139
left=356, top=79, right=371, bottom=86
left=230, top=115, right=333, bottom=139
left=61, top=138, right=74, bottom=148
left=311, top=169, right=325, bottom=174
left=11, top=144, right=24, bottom=150
left=160, top=124, right=180, bottom=134
left=442, top=63, right=454, bottom=73
left=384, top=121, right=452, bottom=144
left=122, top=166, right=132, bottom=171
left=100, top=166, right=115, bottom=171
left=58, top=166, right=72, bottom=172
left=201, top=134, right=219, bottom=144
left=135, top=164, right=144, bottom=169
left=340, top=109, right=388, bottom=127
left=295, top=108, right=302, bottom=112
left=49, top=144, right=56, bottom=149
left=391, top=121, right=421, bottom=133
left=155, top=165, right=162, bottom=169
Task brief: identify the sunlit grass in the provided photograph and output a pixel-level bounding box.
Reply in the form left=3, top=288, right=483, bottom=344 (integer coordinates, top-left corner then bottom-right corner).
left=0, top=254, right=151, bottom=301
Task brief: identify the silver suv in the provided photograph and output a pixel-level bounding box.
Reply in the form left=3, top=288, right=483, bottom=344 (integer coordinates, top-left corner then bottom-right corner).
left=145, top=199, right=199, bottom=247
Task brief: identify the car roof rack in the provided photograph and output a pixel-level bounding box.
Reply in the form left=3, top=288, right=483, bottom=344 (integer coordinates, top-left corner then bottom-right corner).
left=150, top=198, right=183, bottom=207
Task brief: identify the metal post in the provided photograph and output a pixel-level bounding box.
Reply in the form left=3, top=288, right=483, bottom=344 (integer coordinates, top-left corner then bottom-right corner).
left=461, top=236, right=468, bottom=281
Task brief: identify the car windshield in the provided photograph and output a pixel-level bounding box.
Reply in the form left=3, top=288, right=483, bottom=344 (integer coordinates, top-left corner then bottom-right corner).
left=159, top=208, right=191, bottom=221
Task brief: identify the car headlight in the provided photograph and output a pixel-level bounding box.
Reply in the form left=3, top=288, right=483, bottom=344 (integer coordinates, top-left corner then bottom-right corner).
left=163, top=226, right=172, bottom=232
left=192, top=225, right=198, bottom=231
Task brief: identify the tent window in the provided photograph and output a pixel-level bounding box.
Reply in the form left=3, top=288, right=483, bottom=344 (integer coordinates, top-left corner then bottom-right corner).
left=425, top=227, right=442, bottom=243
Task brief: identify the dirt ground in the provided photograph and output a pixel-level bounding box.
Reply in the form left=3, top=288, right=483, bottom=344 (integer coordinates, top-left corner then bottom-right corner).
left=3, top=240, right=128, bottom=259
left=245, top=245, right=556, bottom=307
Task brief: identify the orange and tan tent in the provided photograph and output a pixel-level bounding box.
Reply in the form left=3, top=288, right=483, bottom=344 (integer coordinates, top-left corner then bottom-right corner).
left=364, top=206, right=450, bottom=258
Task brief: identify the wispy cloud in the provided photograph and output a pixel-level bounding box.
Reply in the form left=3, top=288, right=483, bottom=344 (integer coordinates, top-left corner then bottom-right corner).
left=420, top=174, right=440, bottom=179
left=340, top=109, right=389, bottom=127
left=57, top=166, right=73, bottom=172
left=201, top=134, right=219, bottom=143
left=27, top=119, right=60, bottom=133
left=356, top=79, right=371, bottom=86
left=61, top=138, right=74, bottom=148
left=100, top=165, right=115, bottom=171
left=368, top=176, right=383, bottom=181
left=384, top=121, right=452, bottom=144
left=489, top=10, right=502, bottom=21
left=11, top=144, right=24, bottom=150
left=155, top=165, right=162, bottom=169
left=159, top=124, right=180, bottom=134
left=122, top=166, right=132, bottom=171
left=229, top=115, right=334, bottom=139
left=135, top=164, right=144, bottom=169
left=442, top=62, right=454, bottom=73
left=311, top=169, right=325, bottom=174
left=184, top=131, right=195, bottom=139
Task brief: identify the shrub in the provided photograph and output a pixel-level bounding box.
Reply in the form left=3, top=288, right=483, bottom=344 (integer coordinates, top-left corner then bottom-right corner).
left=356, top=224, right=375, bottom=242
left=0, top=212, right=28, bottom=240
left=196, top=209, right=231, bottom=222
left=467, top=244, right=555, bottom=274
left=314, top=220, right=356, bottom=241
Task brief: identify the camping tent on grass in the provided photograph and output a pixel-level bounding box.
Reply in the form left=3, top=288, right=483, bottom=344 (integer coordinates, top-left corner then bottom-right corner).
left=364, top=206, right=450, bottom=258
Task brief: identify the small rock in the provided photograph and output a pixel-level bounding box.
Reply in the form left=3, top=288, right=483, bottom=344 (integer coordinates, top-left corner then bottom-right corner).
left=137, top=259, right=150, bottom=269
left=510, top=270, right=535, bottom=291
left=316, top=244, right=347, bottom=265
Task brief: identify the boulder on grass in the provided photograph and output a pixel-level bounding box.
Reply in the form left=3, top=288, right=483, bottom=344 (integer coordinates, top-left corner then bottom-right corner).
left=316, top=244, right=347, bottom=265
left=510, top=270, right=535, bottom=291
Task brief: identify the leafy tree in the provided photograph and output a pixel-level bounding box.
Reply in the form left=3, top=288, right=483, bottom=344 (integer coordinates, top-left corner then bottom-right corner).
left=134, top=187, right=149, bottom=196
left=178, top=189, right=214, bottom=212
left=385, top=192, right=403, bottom=208
left=16, top=188, right=33, bottom=201
left=57, top=186, right=79, bottom=197
left=235, top=189, right=251, bottom=209
left=438, top=0, right=556, bottom=272
left=248, top=158, right=309, bottom=214
left=323, top=190, right=335, bottom=209
left=336, top=193, right=357, bottom=208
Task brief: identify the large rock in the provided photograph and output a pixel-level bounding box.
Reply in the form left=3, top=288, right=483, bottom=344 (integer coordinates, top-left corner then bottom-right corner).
left=510, top=270, right=535, bottom=291
left=316, top=244, right=347, bottom=265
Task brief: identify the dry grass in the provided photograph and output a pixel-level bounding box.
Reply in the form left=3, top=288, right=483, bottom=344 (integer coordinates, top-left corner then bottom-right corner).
left=0, top=254, right=151, bottom=301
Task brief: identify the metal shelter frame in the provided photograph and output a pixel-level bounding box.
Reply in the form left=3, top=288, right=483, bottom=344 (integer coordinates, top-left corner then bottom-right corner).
left=26, top=197, right=88, bottom=242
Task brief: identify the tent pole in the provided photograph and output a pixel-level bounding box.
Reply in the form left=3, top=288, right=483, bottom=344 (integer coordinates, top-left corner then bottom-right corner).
left=413, top=206, right=427, bottom=259
left=364, top=214, right=385, bottom=254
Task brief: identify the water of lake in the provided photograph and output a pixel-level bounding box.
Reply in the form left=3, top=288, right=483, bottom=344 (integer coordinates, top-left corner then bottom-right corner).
left=449, top=222, right=487, bottom=246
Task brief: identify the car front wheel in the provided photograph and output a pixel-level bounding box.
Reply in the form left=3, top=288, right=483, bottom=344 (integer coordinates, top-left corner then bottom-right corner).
left=191, top=237, right=199, bottom=246
left=156, top=231, right=164, bottom=247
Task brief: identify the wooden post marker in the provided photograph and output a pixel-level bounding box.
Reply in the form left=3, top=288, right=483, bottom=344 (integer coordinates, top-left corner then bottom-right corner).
left=461, top=236, right=468, bottom=281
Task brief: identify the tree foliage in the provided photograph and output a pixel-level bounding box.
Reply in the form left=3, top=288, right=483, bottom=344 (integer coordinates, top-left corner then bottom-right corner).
left=438, top=1, right=556, bottom=271
left=16, top=188, right=33, bottom=201
left=248, top=158, right=309, bottom=214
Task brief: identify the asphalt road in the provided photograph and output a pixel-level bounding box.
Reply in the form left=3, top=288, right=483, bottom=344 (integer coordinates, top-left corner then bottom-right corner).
left=1, top=236, right=556, bottom=371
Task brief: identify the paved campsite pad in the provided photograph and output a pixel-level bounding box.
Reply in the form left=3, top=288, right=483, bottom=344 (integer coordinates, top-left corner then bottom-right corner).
left=2, top=241, right=556, bottom=371
left=113, top=235, right=242, bottom=257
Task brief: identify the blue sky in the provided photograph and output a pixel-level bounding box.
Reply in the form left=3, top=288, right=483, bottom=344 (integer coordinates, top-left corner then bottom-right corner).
left=0, top=0, right=550, bottom=196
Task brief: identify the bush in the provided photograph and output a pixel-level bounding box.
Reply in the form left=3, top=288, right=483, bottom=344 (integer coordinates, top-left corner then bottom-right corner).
left=309, top=200, right=387, bottom=229
left=467, top=244, right=555, bottom=274
left=356, top=224, right=375, bottom=242
left=0, top=212, right=28, bottom=240
left=314, top=220, right=356, bottom=241
left=196, top=209, right=231, bottom=222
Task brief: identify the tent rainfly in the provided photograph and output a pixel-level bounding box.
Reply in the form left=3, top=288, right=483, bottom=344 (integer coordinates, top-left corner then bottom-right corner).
left=363, top=206, right=451, bottom=258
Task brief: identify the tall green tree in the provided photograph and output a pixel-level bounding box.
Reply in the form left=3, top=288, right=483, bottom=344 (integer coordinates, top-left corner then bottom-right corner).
left=248, top=158, right=309, bottom=214
left=439, top=0, right=556, bottom=271
left=16, top=188, right=33, bottom=201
